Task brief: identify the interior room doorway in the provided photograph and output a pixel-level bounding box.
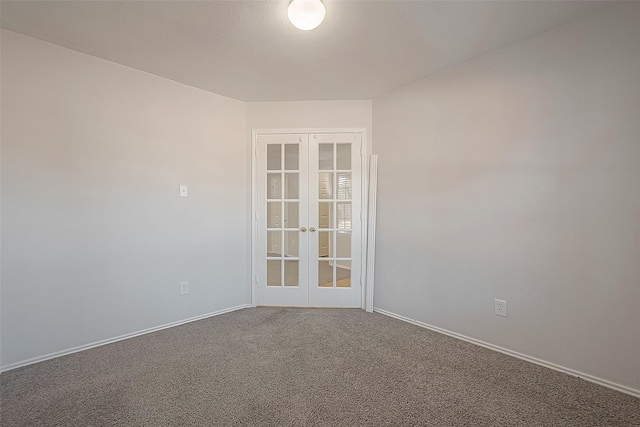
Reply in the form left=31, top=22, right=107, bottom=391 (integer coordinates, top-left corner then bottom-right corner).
left=253, top=131, right=365, bottom=307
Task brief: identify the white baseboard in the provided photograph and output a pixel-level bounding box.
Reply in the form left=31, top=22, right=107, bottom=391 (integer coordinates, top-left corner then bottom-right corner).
left=373, top=307, right=640, bottom=399
left=0, top=304, right=251, bottom=373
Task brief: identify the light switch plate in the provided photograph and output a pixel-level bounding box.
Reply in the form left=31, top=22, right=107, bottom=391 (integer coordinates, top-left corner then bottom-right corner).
left=179, top=185, right=188, bottom=198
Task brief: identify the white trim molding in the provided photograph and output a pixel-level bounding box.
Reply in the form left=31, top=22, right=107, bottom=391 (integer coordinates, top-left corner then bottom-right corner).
left=365, top=155, right=378, bottom=313
left=0, top=304, right=251, bottom=373
left=374, top=307, right=640, bottom=398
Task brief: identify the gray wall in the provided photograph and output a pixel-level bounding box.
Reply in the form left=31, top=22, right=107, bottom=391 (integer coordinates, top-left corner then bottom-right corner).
left=372, top=3, right=640, bottom=392
left=1, top=30, right=248, bottom=367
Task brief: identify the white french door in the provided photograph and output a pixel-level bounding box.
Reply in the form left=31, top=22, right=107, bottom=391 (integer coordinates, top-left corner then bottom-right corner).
left=256, top=132, right=362, bottom=307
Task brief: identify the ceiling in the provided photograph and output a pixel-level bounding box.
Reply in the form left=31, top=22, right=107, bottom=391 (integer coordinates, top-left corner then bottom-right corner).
left=1, top=1, right=614, bottom=102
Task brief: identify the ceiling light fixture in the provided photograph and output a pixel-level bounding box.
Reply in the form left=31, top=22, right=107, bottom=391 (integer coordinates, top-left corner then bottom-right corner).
left=288, top=0, right=326, bottom=31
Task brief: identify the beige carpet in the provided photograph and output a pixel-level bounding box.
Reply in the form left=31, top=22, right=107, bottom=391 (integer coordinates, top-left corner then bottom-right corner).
left=2, top=308, right=639, bottom=426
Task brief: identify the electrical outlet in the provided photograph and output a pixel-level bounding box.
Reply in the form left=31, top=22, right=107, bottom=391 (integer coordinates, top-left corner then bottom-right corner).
left=494, top=299, right=507, bottom=317
left=179, top=281, right=189, bottom=295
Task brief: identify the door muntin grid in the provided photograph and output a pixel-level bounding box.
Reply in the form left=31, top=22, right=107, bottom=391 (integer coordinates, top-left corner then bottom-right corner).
left=266, top=139, right=302, bottom=288
left=257, top=132, right=361, bottom=308
left=316, top=142, right=352, bottom=289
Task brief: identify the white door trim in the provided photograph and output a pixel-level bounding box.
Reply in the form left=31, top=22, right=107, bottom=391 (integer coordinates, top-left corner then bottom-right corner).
left=251, top=128, right=370, bottom=309
left=365, top=155, right=378, bottom=313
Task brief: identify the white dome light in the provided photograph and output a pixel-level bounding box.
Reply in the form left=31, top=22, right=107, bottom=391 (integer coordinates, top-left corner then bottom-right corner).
left=288, top=0, right=326, bottom=31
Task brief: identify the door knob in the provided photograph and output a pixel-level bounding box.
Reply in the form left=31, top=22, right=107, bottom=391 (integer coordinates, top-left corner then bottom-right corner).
left=300, top=227, right=307, bottom=232
left=310, top=227, right=316, bottom=232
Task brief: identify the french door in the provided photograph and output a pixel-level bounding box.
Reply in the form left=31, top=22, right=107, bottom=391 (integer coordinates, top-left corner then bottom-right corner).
left=256, top=132, right=362, bottom=307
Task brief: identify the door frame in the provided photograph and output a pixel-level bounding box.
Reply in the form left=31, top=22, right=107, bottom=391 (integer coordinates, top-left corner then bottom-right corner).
left=251, top=128, right=370, bottom=309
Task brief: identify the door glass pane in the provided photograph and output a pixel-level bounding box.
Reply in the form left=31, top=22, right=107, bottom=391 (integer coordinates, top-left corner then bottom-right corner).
left=284, top=231, right=299, bottom=257
left=284, top=260, right=299, bottom=286
left=318, top=260, right=334, bottom=288
left=267, top=260, right=281, bottom=287
left=318, top=202, right=333, bottom=229
left=337, top=173, right=351, bottom=200
left=267, top=144, right=281, bottom=170
left=284, top=144, right=299, bottom=170
left=284, top=202, right=299, bottom=228
left=267, top=231, right=282, bottom=256
left=318, top=231, right=331, bottom=258
left=337, top=202, right=351, bottom=230
left=267, top=173, right=281, bottom=199
left=319, top=143, right=333, bottom=170
left=267, top=202, right=282, bottom=228
left=284, top=173, right=299, bottom=199
left=336, top=232, right=351, bottom=258
left=336, top=143, right=351, bottom=170
left=318, top=172, right=333, bottom=200
left=336, top=261, right=351, bottom=288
